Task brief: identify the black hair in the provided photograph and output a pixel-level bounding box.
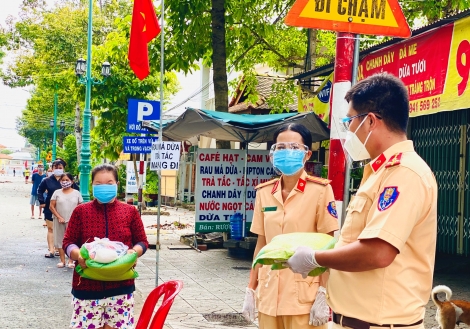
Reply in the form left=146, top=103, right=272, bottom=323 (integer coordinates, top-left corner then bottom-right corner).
left=60, top=172, right=74, bottom=181
left=272, top=123, right=313, bottom=150
left=52, top=158, right=67, bottom=169
left=345, top=72, right=409, bottom=133
left=91, top=164, right=118, bottom=182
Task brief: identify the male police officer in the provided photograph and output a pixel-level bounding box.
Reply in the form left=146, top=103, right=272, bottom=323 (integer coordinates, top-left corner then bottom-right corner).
left=287, top=73, right=437, bottom=329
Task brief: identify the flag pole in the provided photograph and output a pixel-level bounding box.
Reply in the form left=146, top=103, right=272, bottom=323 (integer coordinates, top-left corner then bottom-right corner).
left=156, top=0, right=164, bottom=288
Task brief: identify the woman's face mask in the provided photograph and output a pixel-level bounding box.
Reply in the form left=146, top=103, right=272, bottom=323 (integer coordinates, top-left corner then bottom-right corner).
left=92, top=184, right=117, bottom=204
left=270, top=142, right=308, bottom=176
left=53, top=169, right=64, bottom=177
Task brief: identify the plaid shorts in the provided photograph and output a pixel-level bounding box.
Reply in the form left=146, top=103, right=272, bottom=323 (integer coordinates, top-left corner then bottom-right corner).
left=70, top=293, right=134, bottom=329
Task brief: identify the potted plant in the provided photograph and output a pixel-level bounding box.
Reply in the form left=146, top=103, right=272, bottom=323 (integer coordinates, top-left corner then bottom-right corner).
left=132, top=193, right=138, bottom=205
left=144, top=194, right=154, bottom=207
left=144, top=170, right=159, bottom=200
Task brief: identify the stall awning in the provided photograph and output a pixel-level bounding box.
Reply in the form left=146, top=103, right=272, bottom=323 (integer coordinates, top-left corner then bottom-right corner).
left=143, top=107, right=329, bottom=143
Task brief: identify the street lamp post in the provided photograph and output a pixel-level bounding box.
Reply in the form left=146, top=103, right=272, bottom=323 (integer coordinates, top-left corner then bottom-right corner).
left=51, top=89, right=58, bottom=161
left=75, top=0, right=111, bottom=202
left=43, top=138, right=47, bottom=166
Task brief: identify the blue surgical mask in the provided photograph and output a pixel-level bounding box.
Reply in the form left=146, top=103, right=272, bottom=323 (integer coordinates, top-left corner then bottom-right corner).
left=93, top=184, right=117, bottom=204
left=272, top=149, right=306, bottom=176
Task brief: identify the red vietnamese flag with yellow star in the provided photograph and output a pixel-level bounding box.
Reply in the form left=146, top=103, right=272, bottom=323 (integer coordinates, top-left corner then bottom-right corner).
left=128, top=0, right=161, bottom=80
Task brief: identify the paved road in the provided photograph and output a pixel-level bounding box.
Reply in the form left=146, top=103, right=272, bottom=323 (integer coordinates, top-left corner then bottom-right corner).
left=0, top=176, right=73, bottom=328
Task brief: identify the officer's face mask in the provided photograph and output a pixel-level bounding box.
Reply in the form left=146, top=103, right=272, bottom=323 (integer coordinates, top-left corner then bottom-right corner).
left=270, top=142, right=308, bottom=176
left=344, top=116, right=372, bottom=162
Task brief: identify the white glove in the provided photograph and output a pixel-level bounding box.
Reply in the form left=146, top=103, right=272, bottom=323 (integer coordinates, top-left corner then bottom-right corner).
left=286, top=246, right=320, bottom=279
left=309, top=286, right=330, bottom=326
left=241, top=287, right=256, bottom=322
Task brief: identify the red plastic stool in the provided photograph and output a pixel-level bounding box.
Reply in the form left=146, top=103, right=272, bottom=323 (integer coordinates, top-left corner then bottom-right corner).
left=135, top=280, right=184, bottom=329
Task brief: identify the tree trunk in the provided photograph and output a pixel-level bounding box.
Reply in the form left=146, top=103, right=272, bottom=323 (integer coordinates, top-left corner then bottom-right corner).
left=211, top=0, right=231, bottom=149
left=211, top=0, right=228, bottom=113
left=306, top=29, right=318, bottom=72
left=74, top=103, right=82, bottom=164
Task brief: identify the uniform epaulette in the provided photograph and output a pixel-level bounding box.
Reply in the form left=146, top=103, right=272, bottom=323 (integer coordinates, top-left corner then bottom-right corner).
left=255, top=178, right=279, bottom=190
left=385, top=153, right=403, bottom=168
left=305, top=175, right=331, bottom=186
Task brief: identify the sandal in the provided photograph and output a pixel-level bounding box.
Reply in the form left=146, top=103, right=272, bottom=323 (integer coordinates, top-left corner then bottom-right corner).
left=57, top=262, right=65, bottom=268
left=67, top=263, right=75, bottom=269
left=38, top=216, right=42, bottom=219
left=30, top=216, right=35, bottom=219
left=45, top=253, right=54, bottom=258
left=54, top=251, right=60, bottom=257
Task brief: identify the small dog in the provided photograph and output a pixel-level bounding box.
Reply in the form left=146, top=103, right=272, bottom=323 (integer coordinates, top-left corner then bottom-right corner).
left=431, top=285, right=470, bottom=329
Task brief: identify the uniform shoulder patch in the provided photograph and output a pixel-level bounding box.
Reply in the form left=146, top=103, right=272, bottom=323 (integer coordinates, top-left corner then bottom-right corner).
left=255, top=178, right=279, bottom=190
left=305, top=175, right=331, bottom=186
left=327, top=201, right=338, bottom=218
left=377, top=186, right=400, bottom=211
left=385, top=153, right=403, bottom=168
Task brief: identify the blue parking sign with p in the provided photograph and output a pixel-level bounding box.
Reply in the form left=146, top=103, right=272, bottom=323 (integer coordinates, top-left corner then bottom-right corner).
left=127, top=98, right=161, bottom=133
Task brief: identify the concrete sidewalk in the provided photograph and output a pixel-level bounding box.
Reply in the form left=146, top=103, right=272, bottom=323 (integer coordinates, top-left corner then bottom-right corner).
left=135, top=212, right=256, bottom=328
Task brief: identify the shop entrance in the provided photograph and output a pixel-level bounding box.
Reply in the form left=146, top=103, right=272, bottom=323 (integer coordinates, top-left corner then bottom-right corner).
left=410, top=109, right=470, bottom=255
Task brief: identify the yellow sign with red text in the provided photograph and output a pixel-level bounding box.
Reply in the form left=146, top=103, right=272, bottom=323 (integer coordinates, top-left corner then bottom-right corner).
left=358, top=16, right=470, bottom=117
left=298, top=73, right=333, bottom=123
left=285, top=0, right=411, bottom=38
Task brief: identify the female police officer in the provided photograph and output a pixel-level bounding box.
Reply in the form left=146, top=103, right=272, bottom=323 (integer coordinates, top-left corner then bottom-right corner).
left=242, top=123, right=339, bottom=329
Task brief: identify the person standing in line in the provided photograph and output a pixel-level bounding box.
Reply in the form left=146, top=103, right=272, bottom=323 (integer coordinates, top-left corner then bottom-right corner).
left=63, top=164, right=148, bottom=329
left=13, top=168, right=16, bottom=177
left=30, top=164, right=46, bottom=219
left=38, top=158, right=79, bottom=258
left=40, top=167, right=54, bottom=227
left=242, top=123, right=339, bottom=329
left=286, top=73, right=438, bottom=329
left=24, top=167, right=30, bottom=183
left=49, top=173, right=82, bottom=268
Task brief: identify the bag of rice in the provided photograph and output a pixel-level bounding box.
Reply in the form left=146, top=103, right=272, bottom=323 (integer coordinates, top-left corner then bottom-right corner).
left=252, top=232, right=336, bottom=277
left=76, top=243, right=139, bottom=282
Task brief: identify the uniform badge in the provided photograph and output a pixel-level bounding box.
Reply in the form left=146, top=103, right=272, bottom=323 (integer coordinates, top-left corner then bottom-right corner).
left=262, top=206, right=277, bottom=212
left=378, top=186, right=399, bottom=211
left=327, top=201, right=338, bottom=218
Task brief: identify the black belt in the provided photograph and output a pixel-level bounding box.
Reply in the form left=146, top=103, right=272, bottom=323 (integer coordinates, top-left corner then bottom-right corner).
left=333, top=312, right=423, bottom=329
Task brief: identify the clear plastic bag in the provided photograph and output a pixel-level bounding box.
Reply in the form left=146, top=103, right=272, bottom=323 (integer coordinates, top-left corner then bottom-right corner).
left=83, top=237, right=129, bottom=264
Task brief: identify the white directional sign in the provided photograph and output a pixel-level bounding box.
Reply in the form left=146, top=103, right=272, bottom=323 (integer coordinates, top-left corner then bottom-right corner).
left=150, top=141, right=181, bottom=170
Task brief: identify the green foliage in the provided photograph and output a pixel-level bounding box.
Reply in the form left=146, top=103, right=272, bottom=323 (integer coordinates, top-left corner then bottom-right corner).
left=400, top=0, right=470, bottom=25
left=2, top=2, right=101, bottom=149
left=267, top=79, right=297, bottom=113
left=117, top=163, right=126, bottom=194
left=0, top=149, right=13, bottom=155
left=56, top=134, right=79, bottom=176
left=3, top=0, right=179, bottom=162
left=164, top=0, right=336, bottom=113
left=143, top=168, right=159, bottom=195
left=90, top=13, right=179, bottom=161
left=0, top=28, right=6, bottom=63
